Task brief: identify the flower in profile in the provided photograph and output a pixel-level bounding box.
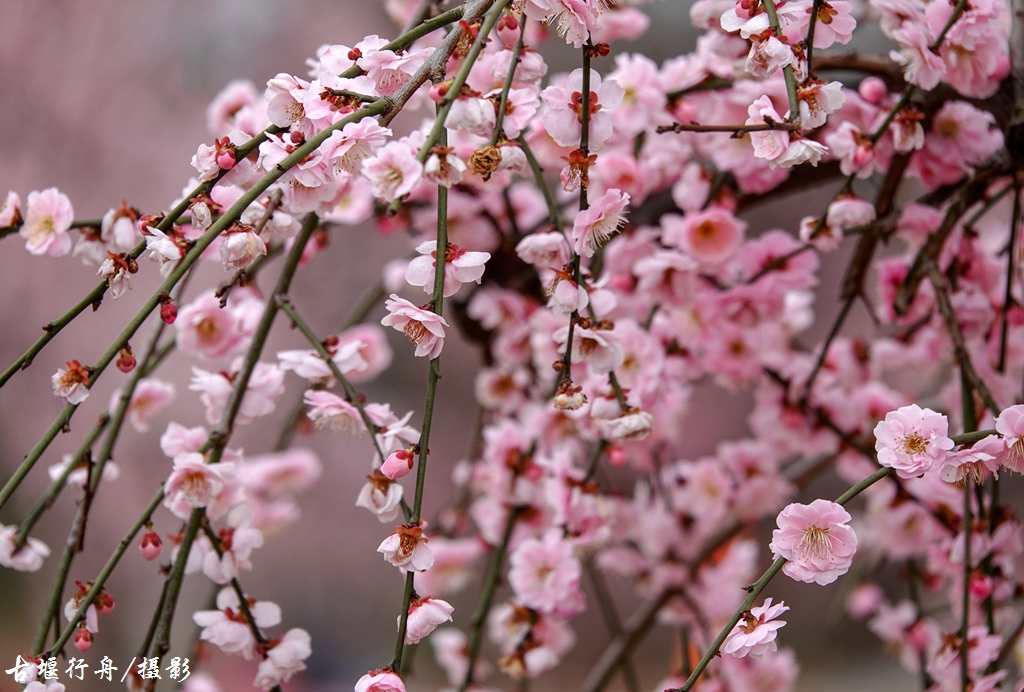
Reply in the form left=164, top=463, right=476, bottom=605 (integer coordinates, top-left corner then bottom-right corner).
left=304, top=390, right=366, bottom=436
left=254, top=628, right=312, bottom=691
left=599, top=409, right=654, bottom=441
left=940, top=435, right=1003, bottom=486
left=770, top=499, right=857, bottom=585
left=381, top=295, right=448, bottom=359
left=52, top=360, right=91, bottom=405
left=996, top=405, right=1024, bottom=473
left=722, top=598, right=789, bottom=659
left=356, top=470, right=405, bottom=523
left=354, top=670, right=406, bottom=692
left=402, top=596, right=455, bottom=644
left=0, top=524, right=50, bottom=572
left=873, top=404, right=954, bottom=478
left=378, top=525, right=434, bottom=571
left=164, top=453, right=235, bottom=512
left=571, top=189, right=630, bottom=258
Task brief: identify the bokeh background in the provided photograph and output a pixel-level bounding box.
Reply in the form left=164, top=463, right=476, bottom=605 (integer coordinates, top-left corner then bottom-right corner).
left=0, top=2, right=912, bottom=691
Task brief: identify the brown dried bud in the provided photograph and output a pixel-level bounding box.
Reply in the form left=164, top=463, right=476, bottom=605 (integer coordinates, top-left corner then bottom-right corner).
left=469, top=145, right=502, bottom=181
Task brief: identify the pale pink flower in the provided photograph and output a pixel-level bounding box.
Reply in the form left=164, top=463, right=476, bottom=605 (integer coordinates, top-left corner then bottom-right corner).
left=381, top=449, right=415, bottom=480
left=52, top=360, right=91, bottom=405
left=20, top=188, right=73, bottom=257
left=745, top=35, right=794, bottom=78
left=278, top=339, right=367, bottom=381
left=405, top=241, right=490, bottom=297
left=63, top=582, right=100, bottom=633
left=336, top=324, right=393, bottom=383
left=0, top=190, right=21, bottom=227
left=663, top=209, right=746, bottom=265
left=109, top=378, right=176, bottom=432
left=254, top=628, right=311, bottom=690
left=48, top=454, right=120, bottom=488
left=381, top=295, right=448, bottom=359
left=97, top=254, right=133, bottom=298
left=378, top=525, right=434, bottom=571
left=176, top=290, right=249, bottom=360
left=846, top=582, right=885, bottom=620
left=144, top=226, right=187, bottom=277
left=161, top=422, right=209, bottom=457
left=805, top=1, right=857, bottom=47
left=206, top=80, right=261, bottom=137
left=524, top=0, right=596, bottom=48
left=797, top=81, right=846, bottom=130
left=0, top=524, right=50, bottom=572
left=746, top=96, right=789, bottom=162
left=873, top=404, right=954, bottom=478
left=193, top=588, right=281, bottom=660
left=356, top=472, right=405, bottom=523
left=201, top=507, right=264, bottom=584
left=190, top=361, right=284, bottom=426
left=509, top=530, right=585, bottom=617
left=100, top=202, right=142, bottom=253
left=357, top=39, right=429, bottom=97
left=304, top=390, right=366, bottom=435
left=219, top=225, right=267, bottom=271
left=164, top=453, right=235, bottom=512
left=722, top=597, right=789, bottom=658
left=996, top=404, right=1024, bottom=472
left=554, top=324, right=624, bottom=373
left=890, top=21, right=945, bottom=90
left=265, top=73, right=309, bottom=128
left=547, top=274, right=589, bottom=316
left=540, top=69, right=624, bottom=152
left=571, top=189, right=630, bottom=258
left=354, top=670, right=406, bottom=692
left=423, top=147, right=467, bottom=188
left=322, top=119, right=392, bottom=175
left=414, top=537, right=485, bottom=596
left=516, top=232, right=572, bottom=270
left=826, top=121, right=877, bottom=178
left=827, top=195, right=876, bottom=231
left=362, top=142, right=423, bottom=203
left=940, top=435, right=1003, bottom=486
left=773, top=138, right=828, bottom=169
left=402, top=596, right=455, bottom=644
left=599, top=409, right=655, bottom=441
left=770, top=499, right=857, bottom=585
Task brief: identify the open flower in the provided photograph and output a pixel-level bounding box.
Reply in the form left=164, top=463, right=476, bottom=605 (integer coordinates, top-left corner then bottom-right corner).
left=402, top=596, right=454, bottom=644
left=193, top=587, right=281, bottom=659
left=20, top=188, right=73, bottom=257
left=770, top=499, right=857, bottom=585
left=722, top=598, right=789, bottom=658
left=571, top=189, right=630, bottom=258
left=304, top=390, right=366, bottom=435
left=52, top=360, right=91, bottom=405
left=356, top=471, right=405, bottom=523
left=874, top=404, right=954, bottom=478
left=508, top=530, right=585, bottom=618
left=378, top=525, right=434, bottom=572
left=381, top=295, right=448, bottom=359
left=405, top=241, right=490, bottom=297
left=164, top=453, right=235, bottom=512
left=996, top=405, right=1024, bottom=473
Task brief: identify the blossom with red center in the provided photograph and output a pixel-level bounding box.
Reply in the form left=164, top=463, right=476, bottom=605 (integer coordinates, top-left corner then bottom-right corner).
left=405, top=241, right=490, bottom=297
left=722, top=597, right=789, bottom=658
left=381, top=295, right=448, bottom=359
left=770, top=499, right=858, bottom=585
left=378, top=525, right=434, bottom=572
left=164, top=453, right=235, bottom=514
left=571, top=189, right=630, bottom=258
left=873, top=403, right=954, bottom=478
left=541, top=69, right=624, bottom=152
left=52, top=360, right=91, bottom=405
left=663, top=208, right=746, bottom=266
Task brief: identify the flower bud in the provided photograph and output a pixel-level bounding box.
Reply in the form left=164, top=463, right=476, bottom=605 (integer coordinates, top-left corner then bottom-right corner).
left=216, top=150, right=236, bottom=171
left=160, top=302, right=177, bottom=324
left=95, top=590, right=115, bottom=615
left=497, top=14, right=520, bottom=46
left=73, top=626, right=93, bottom=652
left=858, top=77, right=888, bottom=105
left=381, top=449, right=415, bottom=480
left=139, top=530, right=162, bottom=561
left=116, top=347, right=136, bottom=373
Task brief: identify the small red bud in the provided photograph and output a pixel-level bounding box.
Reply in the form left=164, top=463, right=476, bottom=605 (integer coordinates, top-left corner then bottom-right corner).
left=160, top=302, right=178, bottom=324
left=348, top=47, right=362, bottom=61
left=606, top=445, right=628, bottom=467
left=140, top=530, right=163, bottom=561
left=73, top=627, right=93, bottom=652
left=116, top=347, right=136, bottom=373
left=96, top=591, right=115, bottom=615
left=216, top=150, right=236, bottom=170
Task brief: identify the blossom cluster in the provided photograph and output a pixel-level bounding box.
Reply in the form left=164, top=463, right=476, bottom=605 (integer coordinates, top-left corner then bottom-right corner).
left=0, top=0, right=1021, bottom=690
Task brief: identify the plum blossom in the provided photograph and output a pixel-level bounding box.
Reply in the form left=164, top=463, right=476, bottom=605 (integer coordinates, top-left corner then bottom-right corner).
left=381, top=449, right=415, bottom=480
left=193, top=589, right=281, bottom=660
left=354, top=670, right=406, bottom=692
left=356, top=471, right=405, bottom=523
left=381, top=295, right=448, bottom=359
left=20, top=188, right=73, bottom=257
left=52, top=360, right=91, bottom=405
left=164, top=453, right=235, bottom=514
left=190, top=360, right=285, bottom=426
left=663, top=209, right=745, bottom=265
left=109, top=378, right=176, bottom=432
left=600, top=409, right=655, bottom=441
left=0, top=524, right=50, bottom=572
left=0, top=190, right=21, bottom=227
left=746, top=96, right=789, bottom=162
left=770, top=499, right=858, bottom=585
left=322, top=119, right=391, bottom=175
left=874, top=404, right=954, bottom=478
left=304, top=390, right=366, bottom=435
left=254, top=628, right=311, bottom=690
left=525, top=0, right=596, bottom=48
left=797, top=81, right=845, bottom=130
left=402, top=596, right=455, bottom=644
left=890, top=22, right=945, bottom=90
left=722, top=598, right=789, bottom=658
left=541, top=69, right=624, bottom=152
left=378, top=524, right=434, bottom=571
left=362, top=142, right=423, bottom=203
left=940, top=435, right=1003, bottom=486
left=571, top=190, right=630, bottom=258
left=405, top=241, right=490, bottom=297
left=508, top=530, right=585, bottom=617
left=219, top=224, right=267, bottom=271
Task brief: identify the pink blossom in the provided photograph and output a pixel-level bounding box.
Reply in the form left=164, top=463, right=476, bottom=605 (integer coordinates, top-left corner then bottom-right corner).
left=21, top=188, right=73, bottom=257
left=797, top=80, right=845, bottom=130
left=405, top=241, right=490, bottom=297
left=940, top=434, right=1003, bottom=485
left=265, top=73, right=309, bottom=128
left=663, top=209, right=746, bottom=266
left=254, top=628, right=312, bottom=690
left=175, top=290, right=250, bottom=360
left=381, top=449, right=415, bottom=480
left=996, top=405, right=1024, bottom=472
left=51, top=360, right=91, bottom=405
left=63, top=582, right=100, bottom=633
left=219, top=225, right=267, bottom=271
left=547, top=274, right=589, bottom=316
left=101, top=202, right=142, bottom=253
left=599, top=409, right=655, bottom=441
left=377, top=525, right=434, bottom=571
left=48, top=454, right=120, bottom=488
left=722, top=597, right=789, bottom=658
left=873, top=404, right=954, bottom=478
left=322, top=119, right=391, bottom=175
left=826, top=121, right=877, bottom=178
left=402, top=596, right=455, bottom=644
left=890, top=21, right=945, bottom=90
left=190, top=361, right=284, bottom=426
left=109, top=378, right=176, bottom=432
left=0, top=524, right=50, bottom=572
left=554, top=324, right=624, bottom=373
left=362, top=141, right=423, bottom=203
left=805, top=1, right=857, bottom=48
left=746, top=95, right=790, bottom=162
left=509, top=530, right=585, bottom=617
left=354, top=670, right=406, bottom=692
left=193, top=588, right=281, bottom=659
left=144, top=226, right=187, bottom=277
left=164, top=453, right=235, bottom=513
left=423, top=147, right=467, bottom=188
left=770, top=499, right=858, bottom=585
left=356, top=472, right=405, bottom=523
left=516, top=232, right=571, bottom=271
left=413, top=537, right=485, bottom=596
left=304, top=390, right=367, bottom=435
left=0, top=190, right=21, bottom=227
left=525, top=0, right=596, bottom=48
left=745, top=35, right=795, bottom=78
left=571, top=189, right=630, bottom=258
left=540, top=69, right=624, bottom=152
left=381, top=295, right=448, bottom=359
left=161, top=422, right=209, bottom=457
left=773, top=138, right=828, bottom=169
left=336, top=324, right=394, bottom=383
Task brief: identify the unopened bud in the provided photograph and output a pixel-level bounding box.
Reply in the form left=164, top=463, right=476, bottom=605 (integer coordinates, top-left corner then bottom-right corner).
left=139, top=530, right=162, bottom=561
left=96, top=590, right=115, bottom=615
left=116, top=347, right=136, bottom=373
left=73, top=627, right=93, bottom=652
left=159, top=299, right=177, bottom=324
